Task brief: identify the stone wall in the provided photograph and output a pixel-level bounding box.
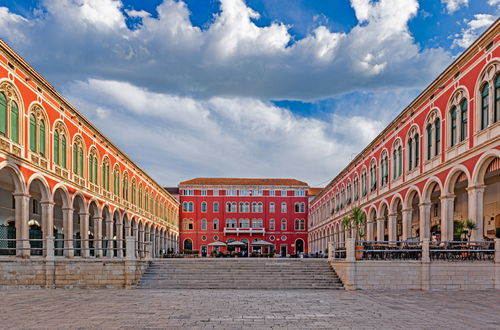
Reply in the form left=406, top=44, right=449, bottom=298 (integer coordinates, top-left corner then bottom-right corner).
left=0, top=258, right=149, bottom=288
left=331, top=260, right=500, bottom=290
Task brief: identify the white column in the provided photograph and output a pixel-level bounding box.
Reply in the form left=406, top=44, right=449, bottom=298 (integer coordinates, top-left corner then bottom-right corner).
left=93, top=216, right=103, bottom=257
left=388, top=213, right=397, bottom=241
left=467, top=185, right=485, bottom=241
left=116, top=221, right=123, bottom=258
left=14, top=194, right=30, bottom=258
left=62, top=207, right=74, bottom=258
left=139, top=224, right=145, bottom=258
left=40, top=201, right=54, bottom=257
left=440, top=195, right=455, bottom=241
left=105, top=219, right=114, bottom=258
left=419, top=202, right=431, bottom=240
left=79, top=212, right=90, bottom=258
left=376, top=217, right=385, bottom=241
left=402, top=208, right=412, bottom=240
left=366, top=220, right=375, bottom=241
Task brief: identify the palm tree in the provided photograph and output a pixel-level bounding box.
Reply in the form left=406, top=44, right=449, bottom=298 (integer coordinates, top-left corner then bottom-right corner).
left=341, top=216, right=352, bottom=239
left=350, top=206, right=367, bottom=241
left=464, top=219, right=477, bottom=242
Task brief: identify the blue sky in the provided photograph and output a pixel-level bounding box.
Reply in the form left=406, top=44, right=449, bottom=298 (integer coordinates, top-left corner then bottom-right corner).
left=0, top=0, right=498, bottom=186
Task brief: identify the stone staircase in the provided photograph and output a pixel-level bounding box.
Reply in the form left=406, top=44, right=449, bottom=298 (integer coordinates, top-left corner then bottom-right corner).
left=136, top=258, right=344, bottom=289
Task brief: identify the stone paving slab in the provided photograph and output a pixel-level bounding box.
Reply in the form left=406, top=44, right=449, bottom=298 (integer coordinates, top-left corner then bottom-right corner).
left=0, top=289, right=499, bottom=329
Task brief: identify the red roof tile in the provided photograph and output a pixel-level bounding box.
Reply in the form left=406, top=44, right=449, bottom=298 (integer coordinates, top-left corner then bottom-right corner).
left=179, top=178, right=308, bottom=187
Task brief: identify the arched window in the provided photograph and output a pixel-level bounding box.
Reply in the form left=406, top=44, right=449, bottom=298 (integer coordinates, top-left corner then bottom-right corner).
left=481, top=83, right=489, bottom=130
left=281, top=219, right=287, bottom=231
left=294, top=219, right=300, bottom=230
left=213, top=202, right=219, bottom=212
left=213, top=219, right=219, bottom=230
left=252, top=202, right=257, bottom=212
left=61, top=135, right=67, bottom=168
left=201, top=218, right=207, bottom=230
left=201, top=202, right=207, bottom=212
left=495, top=74, right=500, bottom=123
left=435, top=118, right=441, bottom=156
left=113, top=166, right=120, bottom=196
left=353, top=175, right=359, bottom=201
left=270, top=219, right=275, bottom=230
left=0, top=92, right=6, bottom=134
left=361, top=169, right=367, bottom=197
left=138, top=184, right=143, bottom=208
left=392, top=140, right=402, bottom=179
left=102, top=157, right=110, bottom=191
left=88, top=148, right=99, bottom=185
left=182, top=202, right=188, bottom=212
left=257, top=202, right=263, bottom=213
left=426, top=124, right=432, bottom=160
left=380, top=152, right=388, bottom=186
left=460, top=99, right=468, bottom=141
left=226, top=202, right=231, bottom=212
left=10, top=101, right=18, bottom=143
left=54, top=130, right=59, bottom=165
left=450, top=106, right=457, bottom=147
left=29, top=106, right=48, bottom=158
left=131, top=180, right=136, bottom=205
left=369, top=160, right=377, bottom=192
left=29, top=114, right=36, bottom=152
left=122, top=174, right=129, bottom=201
left=72, top=136, right=85, bottom=177
left=407, top=126, right=419, bottom=170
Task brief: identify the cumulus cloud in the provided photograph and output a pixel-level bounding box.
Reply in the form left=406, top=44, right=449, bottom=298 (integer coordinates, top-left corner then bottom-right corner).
left=453, top=14, right=496, bottom=49
left=488, top=0, right=500, bottom=6
left=65, top=79, right=396, bottom=186
left=0, top=0, right=450, bottom=101
left=441, top=0, right=468, bottom=13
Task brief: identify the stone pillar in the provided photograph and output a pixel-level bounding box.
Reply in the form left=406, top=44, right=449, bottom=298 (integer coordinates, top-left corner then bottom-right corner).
left=440, top=195, right=455, bottom=241
left=419, top=202, right=431, bottom=240
left=366, top=220, right=375, bottom=241
left=105, top=219, right=114, bottom=258
left=14, top=194, right=30, bottom=258
left=495, top=239, right=500, bottom=290
left=79, top=212, right=90, bottom=258
left=125, top=236, right=135, bottom=260
left=45, top=236, right=54, bottom=260
left=467, top=185, right=485, bottom=241
left=346, top=238, right=355, bottom=262
left=62, top=207, right=74, bottom=258
left=388, top=213, right=397, bottom=242
left=139, top=224, right=145, bottom=258
left=116, top=222, right=123, bottom=258
left=93, top=216, right=103, bottom=257
left=376, top=217, right=385, bottom=241
left=421, top=238, right=430, bottom=291
left=40, top=201, right=54, bottom=257
left=328, top=241, right=333, bottom=261
left=402, top=208, right=412, bottom=241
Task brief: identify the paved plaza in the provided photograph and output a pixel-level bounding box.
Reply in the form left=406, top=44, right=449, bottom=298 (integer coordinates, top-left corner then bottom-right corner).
left=1, top=289, right=499, bottom=329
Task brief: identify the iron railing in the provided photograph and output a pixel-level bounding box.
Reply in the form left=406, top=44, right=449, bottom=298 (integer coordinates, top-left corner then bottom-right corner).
left=356, top=241, right=422, bottom=261
left=429, top=241, right=495, bottom=262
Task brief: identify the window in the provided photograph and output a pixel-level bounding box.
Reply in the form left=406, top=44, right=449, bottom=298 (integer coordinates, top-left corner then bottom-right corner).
left=380, top=152, right=388, bottom=186
left=226, top=202, right=232, bottom=212
left=426, top=124, right=432, bottom=160
left=281, top=190, right=287, bottom=197
left=392, top=140, right=402, bottom=180
left=435, top=118, right=441, bottom=156
left=88, top=149, right=98, bottom=185
left=369, top=160, right=377, bottom=191
left=269, top=219, right=275, bottom=231
left=131, top=180, right=136, bottom=205
left=0, top=87, right=21, bottom=143
left=239, top=189, right=248, bottom=196
left=281, top=202, right=287, bottom=213
left=239, top=218, right=250, bottom=228
left=257, top=218, right=263, bottom=228
left=450, top=106, right=457, bottom=147
left=226, top=219, right=231, bottom=228
left=232, top=219, right=237, bottom=228
left=201, top=190, right=207, bottom=196
left=102, top=157, right=110, bottom=191
left=294, top=202, right=305, bottom=213
left=201, top=202, right=207, bottom=212
left=73, top=137, right=85, bottom=177
left=213, top=202, right=219, bottom=213
left=407, top=127, right=419, bottom=170
left=481, top=83, right=489, bottom=130
left=0, top=92, right=6, bottom=135
left=269, top=190, right=275, bottom=196
left=29, top=108, right=47, bottom=158
left=183, top=190, right=194, bottom=196
left=460, top=99, right=468, bottom=141
left=495, top=75, right=500, bottom=123
left=113, top=166, right=120, bottom=196
left=213, top=219, right=219, bottom=230
left=183, top=219, right=194, bottom=230
left=361, top=170, right=367, bottom=197
left=294, top=219, right=300, bottom=230
left=251, top=202, right=257, bottom=212
left=10, top=101, right=18, bottom=143
left=281, top=219, right=287, bottom=231
left=226, top=189, right=237, bottom=196
left=270, top=202, right=275, bottom=213
left=252, top=218, right=257, bottom=228
left=122, top=174, right=129, bottom=201
left=53, top=123, right=68, bottom=169
left=294, top=190, right=305, bottom=197
left=257, top=202, right=263, bottom=213
left=213, top=189, right=219, bottom=196
left=201, top=218, right=207, bottom=230
left=354, top=176, right=359, bottom=201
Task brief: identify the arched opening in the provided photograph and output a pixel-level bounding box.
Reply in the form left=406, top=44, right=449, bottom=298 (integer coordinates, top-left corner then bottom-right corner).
left=391, top=197, right=403, bottom=241
left=475, top=156, right=500, bottom=239
left=183, top=238, right=193, bottom=251
left=427, top=182, right=442, bottom=241
left=406, top=190, right=420, bottom=240
left=53, top=187, right=70, bottom=256
left=295, top=239, right=304, bottom=254
left=88, top=201, right=100, bottom=257
left=102, top=206, right=113, bottom=257
left=27, top=178, right=50, bottom=256
left=367, top=208, right=377, bottom=241
left=113, top=210, right=122, bottom=257
left=72, top=193, right=88, bottom=257
left=449, top=171, right=469, bottom=240
left=378, top=203, right=389, bottom=241
left=0, top=166, right=21, bottom=256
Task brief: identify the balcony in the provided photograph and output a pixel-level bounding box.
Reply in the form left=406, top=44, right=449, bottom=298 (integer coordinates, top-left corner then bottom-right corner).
left=223, top=227, right=265, bottom=236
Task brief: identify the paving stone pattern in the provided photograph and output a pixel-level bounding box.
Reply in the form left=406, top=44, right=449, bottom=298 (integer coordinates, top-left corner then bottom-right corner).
left=1, top=289, right=499, bottom=329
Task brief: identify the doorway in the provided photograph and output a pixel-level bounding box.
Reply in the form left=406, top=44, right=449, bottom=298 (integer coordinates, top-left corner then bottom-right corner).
left=280, top=245, right=287, bottom=257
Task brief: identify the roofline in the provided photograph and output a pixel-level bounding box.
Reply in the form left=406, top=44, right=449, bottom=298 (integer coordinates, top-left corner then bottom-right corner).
left=311, top=18, right=500, bottom=205
left=0, top=39, right=179, bottom=206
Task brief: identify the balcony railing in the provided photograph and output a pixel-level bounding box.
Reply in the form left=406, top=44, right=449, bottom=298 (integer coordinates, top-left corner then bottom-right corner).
left=223, top=227, right=265, bottom=235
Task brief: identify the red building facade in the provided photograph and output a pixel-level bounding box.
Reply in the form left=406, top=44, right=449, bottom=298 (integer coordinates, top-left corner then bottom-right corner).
left=179, top=178, right=309, bottom=256
left=309, top=21, right=500, bottom=252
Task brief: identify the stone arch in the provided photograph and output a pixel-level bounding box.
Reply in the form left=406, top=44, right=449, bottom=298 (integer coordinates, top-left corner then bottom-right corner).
left=422, top=176, right=444, bottom=202
left=377, top=200, right=389, bottom=219
left=444, top=164, right=471, bottom=194
left=472, top=149, right=500, bottom=186
left=0, top=161, right=26, bottom=195
left=51, top=183, right=71, bottom=209
left=389, top=193, right=404, bottom=214
left=26, top=174, right=51, bottom=202
left=474, top=59, right=500, bottom=132
left=403, top=186, right=421, bottom=209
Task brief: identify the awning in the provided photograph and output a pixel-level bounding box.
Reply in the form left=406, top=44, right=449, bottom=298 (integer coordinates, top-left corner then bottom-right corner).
left=227, top=241, right=247, bottom=246
left=208, top=241, right=227, bottom=247
left=251, top=240, right=274, bottom=246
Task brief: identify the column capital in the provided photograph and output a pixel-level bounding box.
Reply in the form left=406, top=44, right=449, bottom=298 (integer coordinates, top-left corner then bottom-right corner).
left=92, top=216, right=103, bottom=221
left=388, top=213, right=397, bottom=218
left=401, top=208, right=412, bottom=213
left=439, top=194, right=455, bottom=201
left=466, top=185, right=486, bottom=192
left=78, top=212, right=90, bottom=217
left=62, top=207, right=74, bottom=212
left=13, top=192, right=30, bottom=198
left=418, top=202, right=431, bottom=207
left=376, top=217, right=385, bottom=222
left=40, top=200, right=55, bottom=206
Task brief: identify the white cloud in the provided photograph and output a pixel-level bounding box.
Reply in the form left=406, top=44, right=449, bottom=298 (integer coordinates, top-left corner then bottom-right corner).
left=488, top=0, right=500, bottom=6
left=453, top=14, right=496, bottom=49
left=442, top=0, right=469, bottom=14
left=0, top=0, right=450, bottom=101
left=66, top=79, right=395, bottom=186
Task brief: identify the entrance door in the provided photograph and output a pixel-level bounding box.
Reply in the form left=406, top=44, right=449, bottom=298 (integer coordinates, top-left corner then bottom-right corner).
left=295, top=239, right=304, bottom=254
left=201, top=245, right=207, bottom=257
left=280, top=245, right=287, bottom=257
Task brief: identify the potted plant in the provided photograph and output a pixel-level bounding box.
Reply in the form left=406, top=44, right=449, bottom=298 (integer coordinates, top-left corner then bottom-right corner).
left=342, top=206, right=367, bottom=260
